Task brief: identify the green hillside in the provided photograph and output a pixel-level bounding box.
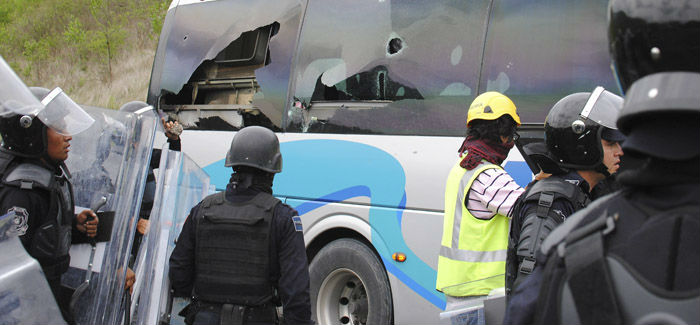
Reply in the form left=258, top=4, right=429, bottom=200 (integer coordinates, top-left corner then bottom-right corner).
left=0, top=0, right=170, bottom=109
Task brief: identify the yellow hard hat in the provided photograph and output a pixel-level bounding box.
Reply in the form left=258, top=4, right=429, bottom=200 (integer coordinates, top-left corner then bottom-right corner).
left=466, top=91, right=520, bottom=126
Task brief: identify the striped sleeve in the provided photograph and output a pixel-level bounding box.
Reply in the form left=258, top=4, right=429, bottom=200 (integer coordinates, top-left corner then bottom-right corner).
left=466, top=168, right=525, bottom=220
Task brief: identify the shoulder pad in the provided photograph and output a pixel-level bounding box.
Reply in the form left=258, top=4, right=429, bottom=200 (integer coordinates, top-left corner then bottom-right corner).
left=201, top=191, right=225, bottom=208
left=3, top=163, right=53, bottom=190
left=249, top=192, right=281, bottom=211
left=276, top=201, right=297, bottom=216
left=524, top=177, right=580, bottom=201
left=540, top=191, right=624, bottom=256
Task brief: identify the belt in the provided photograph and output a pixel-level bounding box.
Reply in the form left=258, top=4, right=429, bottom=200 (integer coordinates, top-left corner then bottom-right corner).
left=197, top=302, right=277, bottom=325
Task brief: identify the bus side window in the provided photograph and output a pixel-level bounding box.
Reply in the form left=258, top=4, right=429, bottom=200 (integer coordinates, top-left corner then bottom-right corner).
left=480, top=0, right=618, bottom=124
left=289, top=0, right=490, bottom=136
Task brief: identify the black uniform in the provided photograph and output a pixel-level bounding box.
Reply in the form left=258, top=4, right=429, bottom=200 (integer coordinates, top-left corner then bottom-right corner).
left=505, top=172, right=591, bottom=298
left=0, top=157, right=89, bottom=320
left=169, top=182, right=313, bottom=325
left=508, top=159, right=700, bottom=324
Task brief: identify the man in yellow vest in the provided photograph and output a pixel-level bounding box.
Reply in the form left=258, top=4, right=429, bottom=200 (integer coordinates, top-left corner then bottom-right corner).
left=436, top=92, right=524, bottom=325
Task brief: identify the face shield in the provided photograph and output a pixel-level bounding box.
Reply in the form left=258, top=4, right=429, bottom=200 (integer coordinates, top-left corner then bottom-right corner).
left=0, top=57, right=94, bottom=136
left=38, top=87, right=95, bottom=135
left=0, top=57, right=44, bottom=118
left=578, top=86, right=623, bottom=130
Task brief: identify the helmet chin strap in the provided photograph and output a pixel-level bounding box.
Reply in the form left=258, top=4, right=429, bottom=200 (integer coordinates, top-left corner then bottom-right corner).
left=594, top=162, right=611, bottom=178
left=230, top=172, right=254, bottom=190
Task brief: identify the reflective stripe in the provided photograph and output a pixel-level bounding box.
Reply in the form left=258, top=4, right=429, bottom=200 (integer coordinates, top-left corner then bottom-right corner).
left=437, top=160, right=509, bottom=296
left=450, top=163, right=499, bottom=249
left=451, top=170, right=475, bottom=248
left=580, top=86, right=604, bottom=119
left=440, top=245, right=507, bottom=263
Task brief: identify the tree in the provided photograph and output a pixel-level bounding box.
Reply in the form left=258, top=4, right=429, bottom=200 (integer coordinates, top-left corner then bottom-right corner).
left=89, top=0, right=127, bottom=83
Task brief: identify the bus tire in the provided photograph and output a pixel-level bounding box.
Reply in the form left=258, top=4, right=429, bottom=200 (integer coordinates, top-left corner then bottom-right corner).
left=310, top=238, right=393, bottom=325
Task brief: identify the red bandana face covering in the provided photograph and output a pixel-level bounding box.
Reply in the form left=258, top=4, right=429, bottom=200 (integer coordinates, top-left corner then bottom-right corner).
left=458, top=136, right=514, bottom=170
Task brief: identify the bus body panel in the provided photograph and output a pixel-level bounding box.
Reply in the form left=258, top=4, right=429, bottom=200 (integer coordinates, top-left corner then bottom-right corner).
left=159, top=130, right=529, bottom=324
left=149, top=0, right=617, bottom=323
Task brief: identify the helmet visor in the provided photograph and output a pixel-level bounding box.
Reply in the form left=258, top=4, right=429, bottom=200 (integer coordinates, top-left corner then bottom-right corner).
left=38, top=87, right=95, bottom=135
left=580, top=87, right=623, bottom=129
left=0, top=58, right=44, bottom=117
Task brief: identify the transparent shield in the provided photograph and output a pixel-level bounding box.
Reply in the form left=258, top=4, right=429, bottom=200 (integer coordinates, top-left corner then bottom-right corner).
left=38, top=87, right=95, bottom=136
left=439, top=275, right=505, bottom=323
left=0, top=56, right=44, bottom=117
left=65, top=107, right=158, bottom=325
left=0, top=212, right=66, bottom=325
left=130, top=150, right=211, bottom=325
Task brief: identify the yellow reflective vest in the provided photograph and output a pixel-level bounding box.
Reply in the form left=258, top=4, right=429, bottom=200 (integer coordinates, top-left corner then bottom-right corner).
left=436, top=160, right=510, bottom=297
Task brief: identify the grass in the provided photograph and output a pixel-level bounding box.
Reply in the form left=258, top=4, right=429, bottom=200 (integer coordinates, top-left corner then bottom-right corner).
left=0, top=0, right=168, bottom=109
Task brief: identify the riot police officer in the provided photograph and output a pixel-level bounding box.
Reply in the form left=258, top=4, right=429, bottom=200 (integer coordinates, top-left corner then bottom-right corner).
left=0, top=59, right=98, bottom=322
left=504, top=87, right=624, bottom=298
left=169, top=126, right=313, bottom=325
left=506, top=0, right=700, bottom=324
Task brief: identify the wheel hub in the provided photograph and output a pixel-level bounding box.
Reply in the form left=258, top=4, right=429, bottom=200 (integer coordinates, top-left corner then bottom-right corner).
left=317, top=268, right=369, bottom=325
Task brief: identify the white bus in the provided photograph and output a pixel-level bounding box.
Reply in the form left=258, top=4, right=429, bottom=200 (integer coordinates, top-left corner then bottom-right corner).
left=147, top=0, right=618, bottom=324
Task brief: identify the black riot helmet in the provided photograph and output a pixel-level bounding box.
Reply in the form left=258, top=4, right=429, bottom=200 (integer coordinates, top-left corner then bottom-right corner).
left=1, top=56, right=94, bottom=159
left=225, top=126, right=282, bottom=173
left=544, top=87, right=623, bottom=175
left=1, top=86, right=94, bottom=159
left=608, top=0, right=700, bottom=94
left=617, top=72, right=700, bottom=160
left=0, top=87, right=51, bottom=158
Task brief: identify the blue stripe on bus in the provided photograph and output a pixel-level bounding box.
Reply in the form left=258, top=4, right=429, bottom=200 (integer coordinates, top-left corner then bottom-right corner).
left=277, top=139, right=446, bottom=309
left=293, top=185, right=370, bottom=215
left=382, top=256, right=447, bottom=310
left=201, top=139, right=532, bottom=311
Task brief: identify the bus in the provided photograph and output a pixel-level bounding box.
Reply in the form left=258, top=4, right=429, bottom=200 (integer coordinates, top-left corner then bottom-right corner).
left=147, top=0, right=618, bottom=323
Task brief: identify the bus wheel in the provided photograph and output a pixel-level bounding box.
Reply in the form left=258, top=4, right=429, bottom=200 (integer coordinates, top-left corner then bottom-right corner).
left=310, top=238, right=392, bottom=325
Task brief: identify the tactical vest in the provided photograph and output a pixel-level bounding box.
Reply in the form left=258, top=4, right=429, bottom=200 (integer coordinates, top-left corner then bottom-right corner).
left=0, top=156, right=74, bottom=276
left=505, top=177, right=590, bottom=295
left=540, top=192, right=700, bottom=325
left=436, top=160, right=510, bottom=297
left=194, top=191, right=279, bottom=306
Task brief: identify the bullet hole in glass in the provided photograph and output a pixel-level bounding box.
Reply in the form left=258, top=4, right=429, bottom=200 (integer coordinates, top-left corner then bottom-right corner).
left=387, top=37, right=403, bottom=55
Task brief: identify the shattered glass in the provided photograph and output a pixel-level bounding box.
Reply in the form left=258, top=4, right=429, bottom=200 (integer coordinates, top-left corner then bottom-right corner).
left=288, top=0, right=490, bottom=135
left=148, top=0, right=305, bottom=130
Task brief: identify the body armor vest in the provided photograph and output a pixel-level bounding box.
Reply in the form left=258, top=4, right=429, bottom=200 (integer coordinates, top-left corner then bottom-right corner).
left=0, top=158, right=74, bottom=276
left=506, top=177, right=590, bottom=295
left=194, top=191, right=280, bottom=306
left=539, top=191, right=700, bottom=325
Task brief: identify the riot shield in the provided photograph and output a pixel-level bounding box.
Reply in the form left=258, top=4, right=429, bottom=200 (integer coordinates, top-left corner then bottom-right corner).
left=130, top=149, right=211, bottom=325
left=439, top=276, right=506, bottom=325
left=0, top=211, right=67, bottom=324
left=65, top=106, right=158, bottom=324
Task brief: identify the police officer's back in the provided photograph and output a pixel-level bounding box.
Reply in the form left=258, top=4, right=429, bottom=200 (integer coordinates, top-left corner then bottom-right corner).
left=507, top=0, right=700, bottom=324
left=169, top=126, right=314, bottom=325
